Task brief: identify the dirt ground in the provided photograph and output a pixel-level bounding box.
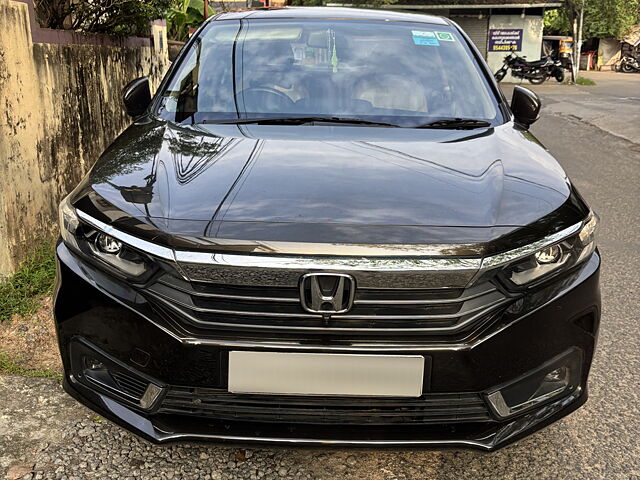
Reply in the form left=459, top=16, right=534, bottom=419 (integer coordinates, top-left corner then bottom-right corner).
left=0, top=298, right=61, bottom=375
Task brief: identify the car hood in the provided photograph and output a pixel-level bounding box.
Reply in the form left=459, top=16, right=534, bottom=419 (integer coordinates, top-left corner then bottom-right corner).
left=86, top=119, right=572, bottom=245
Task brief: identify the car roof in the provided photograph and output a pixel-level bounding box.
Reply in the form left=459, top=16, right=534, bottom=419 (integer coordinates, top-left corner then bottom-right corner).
left=213, top=6, right=450, bottom=25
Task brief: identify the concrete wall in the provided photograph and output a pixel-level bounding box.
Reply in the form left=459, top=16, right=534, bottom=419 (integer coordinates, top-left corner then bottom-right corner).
left=0, top=0, right=168, bottom=278
left=486, top=14, right=544, bottom=83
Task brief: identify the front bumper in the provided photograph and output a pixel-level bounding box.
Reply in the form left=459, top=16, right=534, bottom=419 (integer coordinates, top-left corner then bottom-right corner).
left=53, top=242, right=601, bottom=451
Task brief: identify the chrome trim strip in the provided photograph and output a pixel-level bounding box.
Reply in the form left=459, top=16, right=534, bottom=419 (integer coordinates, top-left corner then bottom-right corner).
left=179, top=336, right=472, bottom=351
left=76, top=210, right=175, bottom=261
left=76, top=209, right=584, bottom=272
left=175, top=236, right=483, bottom=257
left=176, top=251, right=483, bottom=271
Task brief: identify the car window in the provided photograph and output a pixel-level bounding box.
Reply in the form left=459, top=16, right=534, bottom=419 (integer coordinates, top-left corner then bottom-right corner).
left=158, top=18, right=500, bottom=126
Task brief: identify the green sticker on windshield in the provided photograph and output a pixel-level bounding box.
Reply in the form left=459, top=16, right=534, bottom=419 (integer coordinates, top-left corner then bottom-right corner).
left=436, top=31, right=455, bottom=42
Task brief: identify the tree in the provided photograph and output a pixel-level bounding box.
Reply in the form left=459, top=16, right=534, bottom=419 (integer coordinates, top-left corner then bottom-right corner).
left=544, top=0, right=638, bottom=80
left=167, top=0, right=205, bottom=41
left=35, top=0, right=172, bottom=36
left=544, top=0, right=639, bottom=40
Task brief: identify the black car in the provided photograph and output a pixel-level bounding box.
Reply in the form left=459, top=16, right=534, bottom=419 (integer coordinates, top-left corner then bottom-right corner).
left=55, top=7, right=600, bottom=451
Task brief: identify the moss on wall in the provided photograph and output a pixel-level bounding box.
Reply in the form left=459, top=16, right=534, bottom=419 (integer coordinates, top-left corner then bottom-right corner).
left=0, top=0, right=168, bottom=277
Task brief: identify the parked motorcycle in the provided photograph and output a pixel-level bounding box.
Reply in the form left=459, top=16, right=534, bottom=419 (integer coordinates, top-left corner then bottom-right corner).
left=619, top=53, right=640, bottom=73
left=494, top=53, right=565, bottom=84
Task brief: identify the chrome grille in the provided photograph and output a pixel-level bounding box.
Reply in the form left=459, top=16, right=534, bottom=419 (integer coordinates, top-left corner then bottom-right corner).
left=159, top=387, right=493, bottom=425
left=145, top=273, right=509, bottom=335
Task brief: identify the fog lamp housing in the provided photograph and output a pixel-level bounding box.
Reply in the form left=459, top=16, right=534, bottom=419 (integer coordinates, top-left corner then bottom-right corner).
left=486, top=348, right=582, bottom=419
left=70, top=338, right=165, bottom=411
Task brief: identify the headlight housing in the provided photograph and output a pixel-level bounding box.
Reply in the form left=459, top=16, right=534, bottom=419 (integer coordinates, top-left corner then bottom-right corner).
left=58, top=195, right=80, bottom=251
left=58, top=194, right=158, bottom=281
left=501, top=213, right=599, bottom=287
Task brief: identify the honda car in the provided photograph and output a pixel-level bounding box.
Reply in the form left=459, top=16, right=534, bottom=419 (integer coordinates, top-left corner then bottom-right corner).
left=54, top=7, right=600, bottom=450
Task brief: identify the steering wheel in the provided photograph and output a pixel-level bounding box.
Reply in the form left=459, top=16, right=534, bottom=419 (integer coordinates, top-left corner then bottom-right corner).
left=239, top=87, right=295, bottom=111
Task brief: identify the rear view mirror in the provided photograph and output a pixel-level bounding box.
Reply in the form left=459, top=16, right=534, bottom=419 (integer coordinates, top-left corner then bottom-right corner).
left=511, top=85, right=541, bottom=128
left=122, top=77, right=151, bottom=118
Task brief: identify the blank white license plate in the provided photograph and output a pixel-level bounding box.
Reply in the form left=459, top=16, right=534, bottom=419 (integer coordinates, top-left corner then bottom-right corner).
left=228, top=351, right=424, bottom=397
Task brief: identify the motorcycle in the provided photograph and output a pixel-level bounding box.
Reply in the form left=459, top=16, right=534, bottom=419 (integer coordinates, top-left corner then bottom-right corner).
left=494, top=52, right=565, bottom=84
left=619, top=53, right=640, bottom=73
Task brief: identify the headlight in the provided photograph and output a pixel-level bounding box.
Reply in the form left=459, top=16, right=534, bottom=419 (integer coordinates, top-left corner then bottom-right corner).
left=503, top=213, right=599, bottom=287
left=58, top=194, right=80, bottom=250
left=83, top=229, right=150, bottom=278
left=58, top=195, right=156, bottom=280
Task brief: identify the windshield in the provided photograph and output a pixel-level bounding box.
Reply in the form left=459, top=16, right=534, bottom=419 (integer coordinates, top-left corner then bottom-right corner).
left=156, top=18, right=501, bottom=127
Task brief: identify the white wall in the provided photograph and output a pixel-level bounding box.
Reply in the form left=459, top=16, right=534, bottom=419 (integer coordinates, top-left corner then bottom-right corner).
left=486, top=14, right=544, bottom=83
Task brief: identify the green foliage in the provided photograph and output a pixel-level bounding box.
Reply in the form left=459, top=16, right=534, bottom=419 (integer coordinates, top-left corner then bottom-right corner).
left=289, top=0, right=324, bottom=5
left=544, top=0, right=639, bottom=40
left=576, top=76, right=596, bottom=85
left=543, top=9, right=571, bottom=35
left=0, top=242, right=56, bottom=322
left=167, top=0, right=206, bottom=41
left=583, top=0, right=639, bottom=39
left=0, top=351, right=61, bottom=378
left=35, top=0, right=172, bottom=36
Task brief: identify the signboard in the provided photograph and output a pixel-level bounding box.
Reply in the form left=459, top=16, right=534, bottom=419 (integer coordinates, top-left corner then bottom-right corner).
left=488, top=29, right=523, bottom=52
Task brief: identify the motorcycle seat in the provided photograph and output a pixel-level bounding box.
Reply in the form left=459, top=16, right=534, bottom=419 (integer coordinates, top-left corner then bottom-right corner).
left=525, top=58, right=552, bottom=67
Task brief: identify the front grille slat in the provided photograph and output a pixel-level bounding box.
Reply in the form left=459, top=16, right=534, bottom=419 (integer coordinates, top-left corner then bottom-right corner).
left=144, top=273, right=510, bottom=336
left=354, top=284, right=496, bottom=305
left=111, top=371, right=148, bottom=399
left=158, top=388, right=492, bottom=425
left=147, top=287, right=504, bottom=320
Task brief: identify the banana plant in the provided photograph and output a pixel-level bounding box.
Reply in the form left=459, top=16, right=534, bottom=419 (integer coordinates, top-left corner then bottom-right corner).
left=167, top=0, right=205, bottom=41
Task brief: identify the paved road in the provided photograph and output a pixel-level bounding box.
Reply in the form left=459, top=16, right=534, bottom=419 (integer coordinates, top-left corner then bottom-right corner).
left=503, top=70, right=640, bottom=144
left=1, top=73, right=639, bottom=480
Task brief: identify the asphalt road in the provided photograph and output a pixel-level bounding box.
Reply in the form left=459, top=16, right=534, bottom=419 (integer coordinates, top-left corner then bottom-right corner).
left=1, top=72, right=639, bottom=480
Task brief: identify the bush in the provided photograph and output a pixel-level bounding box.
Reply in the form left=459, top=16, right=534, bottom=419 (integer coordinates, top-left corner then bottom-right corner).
left=576, top=76, right=597, bottom=86
left=0, top=242, right=56, bottom=321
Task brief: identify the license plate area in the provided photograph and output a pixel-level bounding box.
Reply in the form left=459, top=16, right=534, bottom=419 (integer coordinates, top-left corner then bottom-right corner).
left=228, top=351, right=425, bottom=397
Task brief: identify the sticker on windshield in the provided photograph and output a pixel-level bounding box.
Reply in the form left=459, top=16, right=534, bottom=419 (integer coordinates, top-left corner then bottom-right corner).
left=411, top=30, right=439, bottom=46
left=436, top=31, right=456, bottom=42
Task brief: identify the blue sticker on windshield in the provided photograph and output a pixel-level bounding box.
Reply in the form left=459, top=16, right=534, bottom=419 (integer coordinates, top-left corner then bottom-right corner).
left=411, top=30, right=439, bottom=46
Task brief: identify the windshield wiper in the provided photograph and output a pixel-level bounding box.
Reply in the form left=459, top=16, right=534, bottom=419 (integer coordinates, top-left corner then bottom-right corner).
left=415, top=118, right=492, bottom=129
left=204, top=116, right=400, bottom=127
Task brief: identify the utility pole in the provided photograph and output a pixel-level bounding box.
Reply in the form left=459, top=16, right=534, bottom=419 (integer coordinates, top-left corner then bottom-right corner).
left=572, top=1, right=585, bottom=82
left=577, top=4, right=584, bottom=73
left=204, top=0, right=209, bottom=19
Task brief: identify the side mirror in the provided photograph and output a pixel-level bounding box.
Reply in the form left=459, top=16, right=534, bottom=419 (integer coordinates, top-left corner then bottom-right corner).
left=511, top=85, right=541, bottom=129
left=122, top=77, right=151, bottom=118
